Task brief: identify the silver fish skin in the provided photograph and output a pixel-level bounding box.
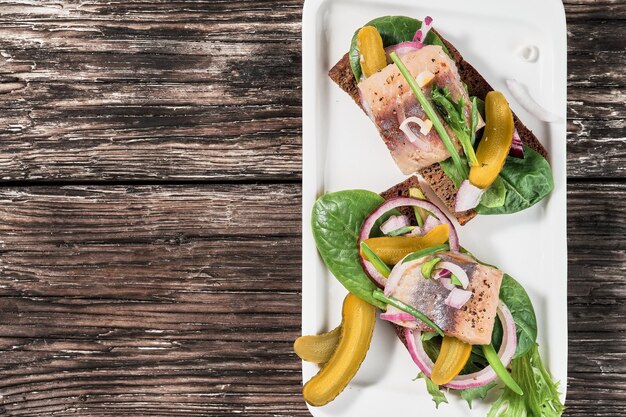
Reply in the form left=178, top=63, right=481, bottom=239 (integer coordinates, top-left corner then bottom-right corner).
left=389, top=251, right=503, bottom=345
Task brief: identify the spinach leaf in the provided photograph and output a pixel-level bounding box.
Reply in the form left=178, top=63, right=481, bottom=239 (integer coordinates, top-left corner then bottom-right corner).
left=349, top=16, right=450, bottom=81
left=439, top=155, right=466, bottom=188
left=479, top=176, right=506, bottom=208
left=499, top=274, right=538, bottom=358
left=440, top=146, right=553, bottom=214
left=311, top=190, right=386, bottom=309
left=476, top=146, right=554, bottom=214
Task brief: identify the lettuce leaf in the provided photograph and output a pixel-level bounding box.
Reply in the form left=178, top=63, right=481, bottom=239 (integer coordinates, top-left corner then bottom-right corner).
left=414, top=372, right=448, bottom=408
left=461, top=382, right=498, bottom=409
left=488, top=344, right=564, bottom=417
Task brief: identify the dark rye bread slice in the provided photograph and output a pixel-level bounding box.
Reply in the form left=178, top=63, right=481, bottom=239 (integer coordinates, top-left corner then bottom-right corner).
left=329, top=29, right=549, bottom=225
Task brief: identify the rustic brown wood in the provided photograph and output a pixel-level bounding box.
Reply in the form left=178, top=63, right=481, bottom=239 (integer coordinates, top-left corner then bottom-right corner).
left=0, top=183, right=622, bottom=416
left=0, top=0, right=623, bottom=416
left=0, top=2, right=622, bottom=180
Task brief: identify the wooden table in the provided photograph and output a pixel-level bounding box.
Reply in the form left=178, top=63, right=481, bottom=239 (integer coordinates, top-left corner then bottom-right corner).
left=0, top=1, right=623, bottom=415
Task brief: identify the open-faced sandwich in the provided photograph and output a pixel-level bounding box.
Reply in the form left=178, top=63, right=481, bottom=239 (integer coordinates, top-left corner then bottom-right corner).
left=328, top=16, right=554, bottom=225
left=295, top=177, right=564, bottom=415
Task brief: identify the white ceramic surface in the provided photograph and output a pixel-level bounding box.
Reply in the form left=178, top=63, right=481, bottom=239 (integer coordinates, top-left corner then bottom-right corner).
left=302, top=0, right=567, bottom=415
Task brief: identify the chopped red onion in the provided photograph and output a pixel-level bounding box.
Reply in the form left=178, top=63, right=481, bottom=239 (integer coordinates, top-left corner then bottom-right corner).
left=380, top=215, right=410, bottom=235
left=509, top=129, right=524, bottom=158
left=455, top=180, right=485, bottom=212
left=437, top=261, right=469, bottom=289
left=404, top=301, right=517, bottom=390
left=408, top=226, right=424, bottom=236
left=439, top=276, right=455, bottom=290
left=433, top=268, right=451, bottom=280
left=422, top=214, right=440, bottom=233
left=445, top=287, right=473, bottom=309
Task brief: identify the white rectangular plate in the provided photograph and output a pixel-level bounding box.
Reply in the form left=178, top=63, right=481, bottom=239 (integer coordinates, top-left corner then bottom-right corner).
left=302, top=0, right=567, bottom=415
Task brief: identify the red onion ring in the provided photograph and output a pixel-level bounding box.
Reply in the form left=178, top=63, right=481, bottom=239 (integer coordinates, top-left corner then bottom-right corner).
left=445, top=287, right=473, bottom=309
left=380, top=312, right=415, bottom=322
left=359, top=258, right=387, bottom=288
left=358, top=197, right=459, bottom=287
left=433, top=268, right=451, bottom=280
left=423, top=214, right=440, bottom=233
left=439, top=276, right=455, bottom=290
left=404, top=301, right=517, bottom=390
left=380, top=214, right=410, bottom=234
left=385, top=41, right=422, bottom=60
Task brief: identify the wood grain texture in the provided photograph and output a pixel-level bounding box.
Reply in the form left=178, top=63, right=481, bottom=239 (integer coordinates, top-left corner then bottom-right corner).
left=0, top=0, right=623, bottom=416
left=0, top=1, right=622, bottom=180
left=0, top=184, right=306, bottom=416
left=0, top=183, right=623, bottom=416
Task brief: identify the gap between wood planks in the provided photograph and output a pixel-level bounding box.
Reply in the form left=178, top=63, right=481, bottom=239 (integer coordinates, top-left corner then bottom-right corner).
left=0, top=178, right=623, bottom=188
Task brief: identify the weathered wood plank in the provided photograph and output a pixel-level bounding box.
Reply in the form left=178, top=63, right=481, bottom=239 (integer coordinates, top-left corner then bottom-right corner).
left=0, top=182, right=623, bottom=415
left=0, top=4, right=622, bottom=180
left=0, top=0, right=303, bottom=181
left=563, top=0, right=626, bottom=18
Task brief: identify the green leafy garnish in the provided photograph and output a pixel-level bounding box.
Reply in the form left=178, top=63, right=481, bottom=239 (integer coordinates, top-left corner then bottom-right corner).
left=439, top=155, right=468, bottom=188
left=414, top=372, right=448, bottom=408
left=470, top=96, right=480, bottom=146
left=439, top=146, right=553, bottom=214
left=409, top=187, right=428, bottom=226
left=402, top=244, right=449, bottom=264
left=461, top=382, right=498, bottom=409
left=450, top=274, right=462, bottom=287
left=311, top=190, right=387, bottom=309
left=431, top=86, right=479, bottom=167
left=483, top=344, right=524, bottom=395
left=473, top=96, right=486, bottom=118
left=373, top=290, right=444, bottom=336
left=349, top=16, right=450, bottom=82
left=360, top=241, right=391, bottom=277
left=390, top=52, right=466, bottom=176
left=421, top=332, right=439, bottom=342
left=421, top=257, right=442, bottom=279
left=385, top=225, right=414, bottom=236
left=488, top=344, right=564, bottom=417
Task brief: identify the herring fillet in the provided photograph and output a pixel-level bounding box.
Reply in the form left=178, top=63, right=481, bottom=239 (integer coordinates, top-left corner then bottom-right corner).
left=358, top=45, right=476, bottom=174
left=387, top=251, right=503, bottom=345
